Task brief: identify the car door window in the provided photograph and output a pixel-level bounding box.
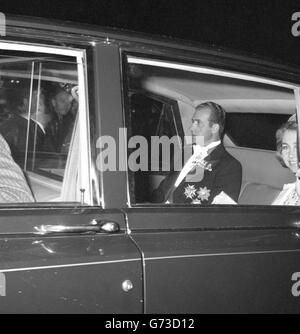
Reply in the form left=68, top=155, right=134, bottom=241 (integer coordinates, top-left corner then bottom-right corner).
left=124, top=55, right=299, bottom=206
left=0, top=46, right=91, bottom=204
left=128, top=92, right=184, bottom=202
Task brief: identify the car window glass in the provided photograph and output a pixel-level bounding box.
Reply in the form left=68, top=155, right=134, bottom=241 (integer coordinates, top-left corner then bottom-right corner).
left=226, top=113, right=290, bottom=150
left=129, top=92, right=183, bottom=202
left=0, top=51, right=86, bottom=204
left=124, top=57, right=298, bottom=207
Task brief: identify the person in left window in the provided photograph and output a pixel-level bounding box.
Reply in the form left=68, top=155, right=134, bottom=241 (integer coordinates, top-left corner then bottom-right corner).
left=151, top=102, right=242, bottom=205
left=0, top=133, right=34, bottom=203
left=0, top=88, right=51, bottom=165
left=43, top=86, right=76, bottom=153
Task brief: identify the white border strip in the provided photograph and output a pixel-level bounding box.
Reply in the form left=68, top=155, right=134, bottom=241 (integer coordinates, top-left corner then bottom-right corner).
left=145, top=249, right=300, bottom=261
left=0, top=258, right=141, bottom=274
left=127, top=57, right=297, bottom=90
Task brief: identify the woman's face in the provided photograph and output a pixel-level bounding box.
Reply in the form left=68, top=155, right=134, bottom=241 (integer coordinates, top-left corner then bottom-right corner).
left=281, top=129, right=298, bottom=174
left=52, top=91, right=72, bottom=117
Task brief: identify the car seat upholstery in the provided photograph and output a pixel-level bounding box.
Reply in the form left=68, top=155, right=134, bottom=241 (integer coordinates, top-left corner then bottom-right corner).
left=148, top=146, right=295, bottom=206
left=227, top=146, right=295, bottom=205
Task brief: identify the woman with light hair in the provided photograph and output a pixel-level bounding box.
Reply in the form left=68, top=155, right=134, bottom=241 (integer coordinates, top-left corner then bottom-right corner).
left=272, top=114, right=300, bottom=205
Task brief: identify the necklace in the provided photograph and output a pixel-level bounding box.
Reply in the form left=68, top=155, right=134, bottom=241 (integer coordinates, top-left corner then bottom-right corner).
left=284, top=189, right=300, bottom=206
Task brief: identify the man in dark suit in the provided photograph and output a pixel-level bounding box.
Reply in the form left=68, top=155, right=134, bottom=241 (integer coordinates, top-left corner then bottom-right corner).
left=152, top=102, right=242, bottom=205
left=0, top=89, right=52, bottom=167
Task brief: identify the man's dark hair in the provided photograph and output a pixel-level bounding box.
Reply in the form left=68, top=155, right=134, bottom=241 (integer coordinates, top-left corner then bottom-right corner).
left=6, top=86, right=49, bottom=114
left=195, top=101, right=226, bottom=137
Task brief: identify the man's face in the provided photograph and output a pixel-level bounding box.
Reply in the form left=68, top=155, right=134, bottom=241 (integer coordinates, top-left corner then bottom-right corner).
left=52, top=91, right=72, bottom=117
left=23, top=90, right=46, bottom=115
left=190, top=107, right=215, bottom=146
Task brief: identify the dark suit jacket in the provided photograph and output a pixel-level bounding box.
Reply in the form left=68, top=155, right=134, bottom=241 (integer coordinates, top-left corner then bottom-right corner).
left=44, top=112, right=75, bottom=153
left=151, top=144, right=242, bottom=204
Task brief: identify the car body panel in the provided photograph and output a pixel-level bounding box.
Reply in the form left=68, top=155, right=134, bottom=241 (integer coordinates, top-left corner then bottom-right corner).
left=141, top=245, right=300, bottom=314
left=126, top=207, right=300, bottom=313
left=0, top=210, right=143, bottom=314
left=92, top=43, right=128, bottom=209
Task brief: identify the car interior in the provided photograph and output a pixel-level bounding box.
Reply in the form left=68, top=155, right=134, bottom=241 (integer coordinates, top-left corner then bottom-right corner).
left=0, top=55, right=81, bottom=203
left=128, top=61, right=296, bottom=205
left=0, top=54, right=297, bottom=206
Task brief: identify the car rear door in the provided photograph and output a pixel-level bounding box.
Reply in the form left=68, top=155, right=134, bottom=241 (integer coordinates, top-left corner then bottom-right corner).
left=0, top=39, right=143, bottom=314
left=0, top=209, right=142, bottom=314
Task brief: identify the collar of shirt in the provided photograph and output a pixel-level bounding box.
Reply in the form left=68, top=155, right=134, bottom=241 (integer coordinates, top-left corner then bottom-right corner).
left=21, top=114, right=46, bottom=134
left=193, top=140, right=221, bottom=158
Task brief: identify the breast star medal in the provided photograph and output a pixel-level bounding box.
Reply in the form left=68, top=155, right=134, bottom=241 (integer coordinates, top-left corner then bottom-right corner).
left=184, top=185, right=211, bottom=204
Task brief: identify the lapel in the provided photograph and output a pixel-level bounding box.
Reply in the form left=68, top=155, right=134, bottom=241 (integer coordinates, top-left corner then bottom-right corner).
left=165, top=144, right=226, bottom=203
left=204, top=144, right=226, bottom=170
left=187, top=144, right=226, bottom=179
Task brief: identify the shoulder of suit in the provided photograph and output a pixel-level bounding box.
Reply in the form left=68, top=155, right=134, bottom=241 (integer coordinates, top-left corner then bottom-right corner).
left=222, top=148, right=242, bottom=167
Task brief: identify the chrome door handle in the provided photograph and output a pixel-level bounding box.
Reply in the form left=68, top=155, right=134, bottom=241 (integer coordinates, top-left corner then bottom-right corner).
left=34, top=220, right=120, bottom=236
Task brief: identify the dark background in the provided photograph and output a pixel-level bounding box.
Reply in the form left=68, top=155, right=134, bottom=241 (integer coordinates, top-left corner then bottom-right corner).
left=1, top=0, right=299, bottom=65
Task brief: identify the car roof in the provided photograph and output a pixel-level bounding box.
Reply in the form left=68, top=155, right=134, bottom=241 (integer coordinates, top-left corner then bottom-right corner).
left=4, top=14, right=300, bottom=83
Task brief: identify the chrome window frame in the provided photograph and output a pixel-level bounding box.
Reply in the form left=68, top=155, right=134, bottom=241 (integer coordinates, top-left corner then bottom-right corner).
left=0, top=40, right=92, bottom=206
left=125, top=55, right=300, bottom=208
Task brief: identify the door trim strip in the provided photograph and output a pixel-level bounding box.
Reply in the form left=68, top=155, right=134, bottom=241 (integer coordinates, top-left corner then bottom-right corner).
left=145, top=249, right=300, bottom=261
left=0, top=258, right=141, bottom=273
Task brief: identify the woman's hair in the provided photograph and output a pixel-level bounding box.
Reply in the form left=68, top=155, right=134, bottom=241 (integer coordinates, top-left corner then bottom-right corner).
left=276, top=117, right=298, bottom=168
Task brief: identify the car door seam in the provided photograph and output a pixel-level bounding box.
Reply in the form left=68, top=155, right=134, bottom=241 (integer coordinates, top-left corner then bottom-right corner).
left=121, top=209, right=147, bottom=315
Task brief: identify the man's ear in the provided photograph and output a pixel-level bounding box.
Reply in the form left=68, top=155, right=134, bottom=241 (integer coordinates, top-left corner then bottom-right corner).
left=51, top=98, right=56, bottom=108
left=212, top=123, right=219, bottom=134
